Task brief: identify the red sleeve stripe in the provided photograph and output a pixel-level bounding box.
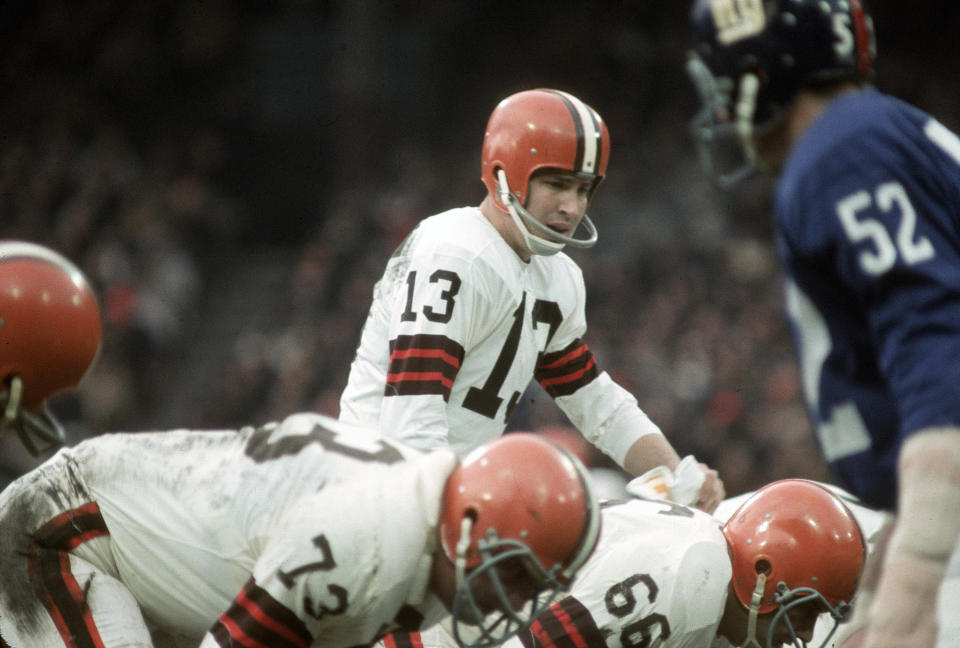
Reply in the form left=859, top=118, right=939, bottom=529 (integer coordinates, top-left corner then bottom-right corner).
left=34, top=501, right=109, bottom=550
left=209, top=578, right=312, bottom=648
left=213, top=614, right=273, bottom=648
left=538, top=358, right=597, bottom=389
left=23, top=502, right=111, bottom=648
left=390, top=347, right=462, bottom=367
left=386, top=334, right=465, bottom=400
left=526, top=596, right=606, bottom=648
left=380, top=632, right=424, bottom=648
left=535, top=340, right=599, bottom=398
left=537, top=343, right=590, bottom=371
left=26, top=544, right=107, bottom=648
left=386, top=371, right=454, bottom=389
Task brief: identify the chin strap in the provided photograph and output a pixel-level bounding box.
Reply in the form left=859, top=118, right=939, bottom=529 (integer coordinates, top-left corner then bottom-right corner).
left=454, top=516, right=474, bottom=596
left=1, top=375, right=23, bottom=430
left=495, top=169, right=598, bottom=256
left=743, top=572, right=768, bottom=648
left=0, top=376, right=66, bottom=456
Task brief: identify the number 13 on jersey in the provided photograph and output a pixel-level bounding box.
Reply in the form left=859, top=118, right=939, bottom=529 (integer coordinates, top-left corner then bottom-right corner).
left=399, top=268, right=562, bottom=421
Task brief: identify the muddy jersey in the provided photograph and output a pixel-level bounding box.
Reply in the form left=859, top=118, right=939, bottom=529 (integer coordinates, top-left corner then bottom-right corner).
left=0, top=413, right=453, bottom=648
left=384, top=485, right=890, bottom=648
left=340, top=206, right=660, bottom=464
left=502, top=498, right=730, bottom=648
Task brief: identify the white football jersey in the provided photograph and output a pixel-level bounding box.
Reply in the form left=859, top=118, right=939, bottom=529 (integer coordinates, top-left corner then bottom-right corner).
left=340, top=206, right=659, bottom=465
left=502, top=498, right=730, bottom=648
left=383, top=484, right=888, bottom=648
left=0, top=413, right=453, bottom=648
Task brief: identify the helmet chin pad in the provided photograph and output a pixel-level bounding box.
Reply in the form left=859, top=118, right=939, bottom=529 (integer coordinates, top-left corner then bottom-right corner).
left=496, top=169, right=598, bottom=256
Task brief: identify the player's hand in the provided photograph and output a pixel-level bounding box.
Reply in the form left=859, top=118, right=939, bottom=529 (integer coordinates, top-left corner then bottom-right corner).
left=694, top=463, right=724, bottom=513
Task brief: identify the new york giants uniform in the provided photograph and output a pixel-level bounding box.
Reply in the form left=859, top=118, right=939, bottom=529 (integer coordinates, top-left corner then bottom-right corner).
left=776, top=88, right=960, bottom=510
left=340, top=206, right=661, bottom=464
left=0, top=413, right=453, bottom=648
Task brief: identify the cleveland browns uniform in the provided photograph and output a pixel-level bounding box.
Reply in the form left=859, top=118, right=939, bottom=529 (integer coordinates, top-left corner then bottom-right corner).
left=0, top=413, right=453, bottom=648
left=381, top=483, right=888, bottom=648
left=379, top=498, right=730, bottom=648
left=339, top=206, right=661, bottom=464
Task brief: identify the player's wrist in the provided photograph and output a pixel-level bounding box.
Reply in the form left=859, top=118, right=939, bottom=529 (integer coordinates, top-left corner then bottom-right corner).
left=865, top=557, right=939, bottom=647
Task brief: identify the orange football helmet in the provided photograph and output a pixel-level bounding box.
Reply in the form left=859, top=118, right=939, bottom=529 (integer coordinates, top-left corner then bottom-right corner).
left=0, top=241, right=102, bottom=455
left=723, top=479, right=866, bottom=647
left=480, top=88, right=610, bottom=255
left=440, top=432, right=600, bottom=647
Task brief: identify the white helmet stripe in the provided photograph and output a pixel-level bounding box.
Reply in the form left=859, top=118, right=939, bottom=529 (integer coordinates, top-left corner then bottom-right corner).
left=550, top=90, right=602, bottom=175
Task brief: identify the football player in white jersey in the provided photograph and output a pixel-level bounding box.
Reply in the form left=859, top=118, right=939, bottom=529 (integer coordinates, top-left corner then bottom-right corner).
left=0, top=417, right=601, bottom=648
left=339, top=88, right=723, bottom=513
left=380, top=479, right=875, bottom=648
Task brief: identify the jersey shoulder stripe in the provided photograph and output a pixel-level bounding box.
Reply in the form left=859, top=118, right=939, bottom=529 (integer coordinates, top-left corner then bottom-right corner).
left=386, top=334, right=466, bottom=400
left=27, top=502, right=110, bottom=648
left=210, top=577, right=312, bottom=648
left=535, top=339, right=598, bottom=398
left=35, top=500, right=108, bottom=550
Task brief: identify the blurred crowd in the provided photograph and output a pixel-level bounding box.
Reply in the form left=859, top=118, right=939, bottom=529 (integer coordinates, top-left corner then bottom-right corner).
left=3, top=1, right=958, bottom=493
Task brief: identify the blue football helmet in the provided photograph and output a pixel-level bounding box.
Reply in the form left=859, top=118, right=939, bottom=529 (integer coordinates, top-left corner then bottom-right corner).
left=687, top=0, right=876, bottom=186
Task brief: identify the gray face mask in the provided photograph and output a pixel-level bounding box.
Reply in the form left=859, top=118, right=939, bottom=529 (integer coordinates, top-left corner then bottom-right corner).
left=496, top=169, right=598, bottom=257
left=450, top=529, right=567, bottom=648
left=1, top=375, right=67, bottom=456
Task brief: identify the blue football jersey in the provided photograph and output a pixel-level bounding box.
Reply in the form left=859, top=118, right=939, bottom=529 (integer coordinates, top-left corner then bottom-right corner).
left=775, top=88, right=960, bottom=509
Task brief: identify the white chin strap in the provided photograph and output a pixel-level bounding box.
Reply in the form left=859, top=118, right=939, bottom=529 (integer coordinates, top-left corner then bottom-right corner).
left=454, top=516, right=474, bottom=593
left=496, top=170, right=598, bottom=257
left=743, top=572, right=768, bottom=648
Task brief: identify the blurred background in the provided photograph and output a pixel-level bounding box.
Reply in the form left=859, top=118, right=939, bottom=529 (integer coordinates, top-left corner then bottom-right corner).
left=3, top=1, right=959, bottom=493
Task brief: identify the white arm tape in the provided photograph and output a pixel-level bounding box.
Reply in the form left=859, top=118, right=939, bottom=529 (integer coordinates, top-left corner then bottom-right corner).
left=625, top=455, right=705, bottom=507
left=886, top=429, right=960, bottom=565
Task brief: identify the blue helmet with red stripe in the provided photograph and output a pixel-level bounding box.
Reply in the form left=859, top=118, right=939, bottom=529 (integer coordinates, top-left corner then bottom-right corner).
left=686, top=0, right=875, bottom=186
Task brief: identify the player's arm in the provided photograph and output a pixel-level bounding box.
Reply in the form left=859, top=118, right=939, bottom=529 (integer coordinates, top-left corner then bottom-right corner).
left=544, top=362, right=724, bottom=512
left=507, top=594, right=609, bottom=648
left=863, top=427, right=960, bottom=648
left=199, top=576, right=314, bottom=648
left=623, top=437, right=724, bottom=513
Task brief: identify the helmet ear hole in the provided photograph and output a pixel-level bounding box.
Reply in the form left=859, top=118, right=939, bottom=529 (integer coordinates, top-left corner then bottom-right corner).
left=755, top=558, right=772, bottom=576
left=463, top=507, right=479, bottom=526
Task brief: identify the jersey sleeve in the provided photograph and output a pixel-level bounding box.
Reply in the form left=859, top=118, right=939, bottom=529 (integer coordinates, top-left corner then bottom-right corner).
left=532, top=260, right=663, bottom=467
left=551, top=371, right=664, bottom=466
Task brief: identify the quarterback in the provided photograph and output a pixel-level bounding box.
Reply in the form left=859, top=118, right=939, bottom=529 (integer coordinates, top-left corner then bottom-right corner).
left=339, top=88, right=723, bottom=512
